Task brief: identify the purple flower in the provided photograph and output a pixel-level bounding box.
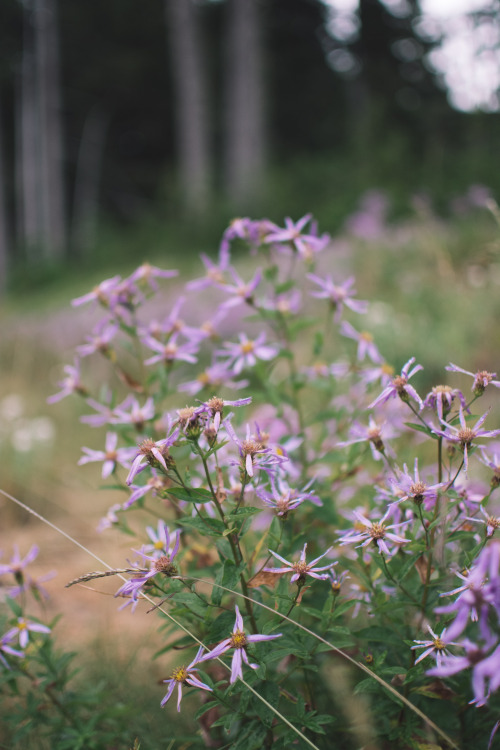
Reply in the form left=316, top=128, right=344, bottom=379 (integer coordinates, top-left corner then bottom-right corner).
left=389, top=458, right=447, bottom=509
left=423, top=384, right=467, bottom=421
left=411, top=625, right=459, bottom=667
left=217, top=332, right=279, bottom=375
left=76, top=320, right=119, bottom=358
left=178, top=362, right=249, bottom=396
left=338, top=509, right=410, bottom=557
left=446, top=363, right=500, bottom=396
left=307, top=273, right=368, bottom=322
left=71, top=275, right=122, bottom=307
left=186, top=246, right=230, bottom=291
left=263, top=543, right=335, bottom=583
left=256, top=478, right=321, bottom=517
left=111, top=395, right=155, bottom=432
left=264, top=214, right=329, bottom=260
left=336, top=416, right=397, bottom=461
left=218, top=267, right=262, bottom=309
left=0, top=635, right=25, bottom=669
left=80, top=396, right=114, bottom=427
left=194, top=395, right=252, bottom=434
left=115, top=528, right=181, bottom=611
left=78, top=432, right=138, bottom=479
left=126, top=426, right=180, bottom=485
left=47, top=358, right=87, bottom=403
left=223, top=419, right=288, bottom=479
left=200, top=605, right=282, bottom=684
left=0, top=544, right=39, bottom=576
left=340, top=321, right=383, bottom=364
left=432, top=407, right=500, bottom=475
left=161, top=646, right=212, bottom=710
left=368, top=357, right=423, bottom=410
left=127, top=263, right=178, bottom=292
left=4, top=618, right=50, bottom=648
left=466, top=505, right=500, bottom=538
left=142, top=333, right=199, bottom=367
left=428, top=638, right=500, bottom=707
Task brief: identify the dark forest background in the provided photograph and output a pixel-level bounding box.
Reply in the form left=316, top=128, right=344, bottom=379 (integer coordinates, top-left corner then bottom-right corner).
left=1, top=0, right=499, bottom=291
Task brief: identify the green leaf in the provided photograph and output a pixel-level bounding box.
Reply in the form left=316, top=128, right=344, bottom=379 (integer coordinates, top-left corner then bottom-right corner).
left=227, top=506, right=261, bottom=518
left=404, top=422, right=437, bottom=438
left=176, top=515, right=225, bottom=536
left=167, top=487, right=215, bottom=503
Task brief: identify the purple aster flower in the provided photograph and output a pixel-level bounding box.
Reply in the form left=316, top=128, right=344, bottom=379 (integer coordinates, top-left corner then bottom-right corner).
left=76, top=320, right=119, bottom=358
left=126, top=426, right=180, bottom=485
left=218, top=267, right=262, bottom=309
left=142, top=332, right=199, bottom=367
left=111, top=395, right=155, bottom=432
left=80, top=395, right=114, bottom=427
left=389, top=458, right=447, bottom=509
left=0, top=544, right=39, bottom=577
left=161, top=646, right=212, bottom=710
left=71, top=275, right=122, bottom=307
left=446, top=363, right=500, bottom=396
left=47, top=358, right=88, bottom=403
left=423, top=383, right=467, bottom=421
left=264, top=214, right=329, bottom=260
left=263, top=542, right=335, bottom=583
left=186, top=245, right=231, bottom=291
left=78, top=432, right=138, bottom=479
left=217, top=332, right=279, bottom=375
left=411, top=625, right=460, bottom=667
left=4, top=618, right=50, bottom=648
left=115, top=528, right=181, bottom=611
left=0, top=635, right=25, bottom=669
left=338, top=509, right=410, bottom=557
left=427, top=638, right=500, bottom=707
left=478, top=445, right=500, bottom=489
left=141, top=296, right=205, bottom=343
left=340, top=321, right=383, bottom=364
left=194, top=395, right=252, bottom=434
left=97, top=503, right=122, bottom=532
left=307, top=273, right=368, bottom=322
left=126, top=263, right=178, bottom=292
left=466, top=505, right=500, bottom=538
left=368, top=357, right=423, bottom=410
left=223, top=419, right=288, bottom=479
left=432, top=407, right=500, bottom=475
left=200, top=605, right=282, bottom=684
left=256, top=478, right=321, bottom=518
left=178, top=362, right=249, bottom=396
left=336, top=416, right=397, bottom=460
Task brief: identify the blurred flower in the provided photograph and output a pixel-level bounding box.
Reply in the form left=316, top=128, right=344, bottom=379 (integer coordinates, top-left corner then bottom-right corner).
left=340, top=321, right=383, bottom=364
left=47, top=358, right=87, bottom=403
left=446, top=363, right=500, bottom=397
left=78, top=432, right=137, bottom=479
left=307, top=273, right=368, bottom=322
left=217, top=332, right=279, bottom=374
left=4, top=618, right=50, bottom=648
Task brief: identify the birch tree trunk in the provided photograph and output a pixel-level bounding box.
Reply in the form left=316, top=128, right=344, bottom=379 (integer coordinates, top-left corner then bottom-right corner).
left=224, top=0, right=266, bottom=206
left=165, top=0, right=211, bottom=215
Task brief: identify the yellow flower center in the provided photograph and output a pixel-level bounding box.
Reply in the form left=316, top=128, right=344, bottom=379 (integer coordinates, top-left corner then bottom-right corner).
left=230, top=631, right=248, bottom=649
left=171, top=666, right=188, bottom=683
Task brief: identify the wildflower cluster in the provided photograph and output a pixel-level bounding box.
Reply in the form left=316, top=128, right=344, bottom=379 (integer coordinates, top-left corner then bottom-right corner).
left=44, top=214, right=500, bottom=747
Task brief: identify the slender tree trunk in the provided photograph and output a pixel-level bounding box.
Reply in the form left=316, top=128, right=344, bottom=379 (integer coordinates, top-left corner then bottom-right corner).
left=0, top=99, right=9, bottom=293
left=34, top=0, right=66, bottom=258
left=17, top=0, right=66, bottom=261
left=165, top=0, right=211, bottom=215
left=71, top=105, right=108, bottom=257
left=224, top=0, right=266, bottom=206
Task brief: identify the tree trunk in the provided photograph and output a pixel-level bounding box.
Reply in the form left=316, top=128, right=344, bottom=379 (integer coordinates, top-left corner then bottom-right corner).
left=165, top=0, right=211, bottom=215
left=17, top=0, right=66, bottom=261
left=224, top=0, right=266, bottom=206
left=0, top=98, right=9, bottom=293
left=71, top=105, right=108, bottom=257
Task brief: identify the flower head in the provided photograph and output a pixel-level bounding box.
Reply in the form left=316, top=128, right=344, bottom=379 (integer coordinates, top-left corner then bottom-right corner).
left=368, top=357, right=423, bottom=410
left=200, top=606, right=282, bottom=683
left=161, top=646, right=212, bottom=711
left=263, top=543, right=335, bottom=583
left=432, top=407, right=500, bottom=475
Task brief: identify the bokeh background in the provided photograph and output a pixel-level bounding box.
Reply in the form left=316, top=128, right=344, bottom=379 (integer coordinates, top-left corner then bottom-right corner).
left=1, top=0, right=500, bottom=743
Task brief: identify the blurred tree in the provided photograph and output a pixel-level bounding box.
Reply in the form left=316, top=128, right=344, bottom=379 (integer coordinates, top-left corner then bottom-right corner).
left=17, top=0, right=66, bottom=260
left=223, top=0, right=265, bottom=206
left=165, top=0, right=211, bottom=215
